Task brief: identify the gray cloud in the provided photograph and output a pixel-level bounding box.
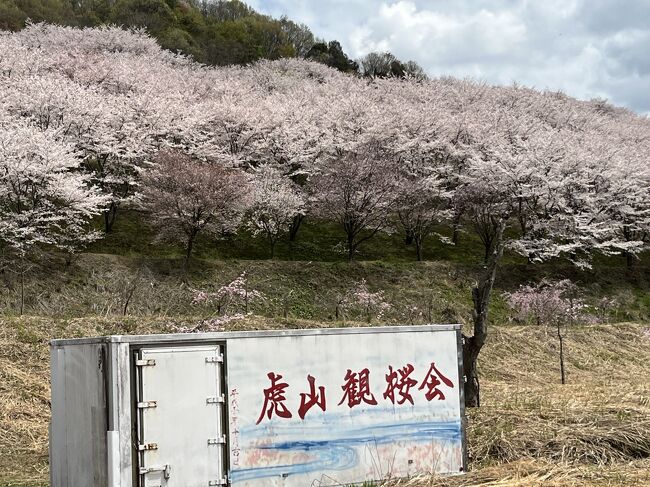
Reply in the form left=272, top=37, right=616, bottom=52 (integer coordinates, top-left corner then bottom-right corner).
left=249, top=0, right=650, bottom=114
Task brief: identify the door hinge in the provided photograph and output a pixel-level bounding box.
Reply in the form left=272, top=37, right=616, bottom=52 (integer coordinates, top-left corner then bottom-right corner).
left=140, top=464, right=171, bottom=479
left=138, top=443, right=158, bottom=451
left=136, top=359, right=156, bottom=367
left=207, top=435, right=226, bottom=445
left=208, top=477, right=228, bottom=486
left=137, top=401, right=157, bottom=409
left=206, top=395, right=225, bottom=404
left=205, top=355, right=224, bottom=364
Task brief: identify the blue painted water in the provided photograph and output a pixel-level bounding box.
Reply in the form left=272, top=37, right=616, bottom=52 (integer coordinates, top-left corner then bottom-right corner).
left=230, top=419, right=461, bottom=482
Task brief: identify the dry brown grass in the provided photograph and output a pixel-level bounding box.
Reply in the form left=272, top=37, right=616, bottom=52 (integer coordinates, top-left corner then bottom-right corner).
left=387, top=458, right=650, bottom=486
left=1, top=317, right=649, bottom=486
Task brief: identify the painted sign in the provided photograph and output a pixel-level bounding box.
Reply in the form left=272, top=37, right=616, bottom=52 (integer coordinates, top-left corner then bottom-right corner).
left=226, top=327, right=464, bottom=486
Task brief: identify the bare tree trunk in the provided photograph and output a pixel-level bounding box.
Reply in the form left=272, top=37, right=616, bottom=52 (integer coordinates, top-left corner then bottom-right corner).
left=483, top=240, right=492, bottom=264
left=622, top=225, right=637, bottom=269
left=123, top=286, right=135, bottom=316
left=404, top=229, right=414, bottom=246
left=184, top=232, right=197, bottom=272
left=463, top=219, right=506, bottom=408
left=335, top=297, right=346, bottom=321
left=282, top=290, right=293, bottom=319
left=122, top=268, right=142, bottom=316
left=289, top=214, right=304, bottom=242
left=19, top=265, right=25, bottom=316
left=557, top=322, right=566, bottom=384
left=347, top=233, right=355, bottom=262
left=451, top=212, right=462, bottom=245
left=415, top=235, right=423, bottom=261
left=103, top=202, right=118, bottom=233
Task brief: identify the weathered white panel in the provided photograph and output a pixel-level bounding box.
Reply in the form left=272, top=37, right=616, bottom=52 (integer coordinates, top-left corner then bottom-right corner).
left=49, top=343, right=108, bottom=487
left=226, top=329, right=462, bottom=486
left=138, top=346, right=225, bottom=487
left=108, top=342, right=133, bottom=487
left=107, top=430, right=120, bottom=487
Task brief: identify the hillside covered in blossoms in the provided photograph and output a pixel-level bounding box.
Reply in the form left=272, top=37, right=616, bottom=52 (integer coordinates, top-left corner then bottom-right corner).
left=2, top=18, right=650, bottom=390
left=1, top=23, right=648, bottom=263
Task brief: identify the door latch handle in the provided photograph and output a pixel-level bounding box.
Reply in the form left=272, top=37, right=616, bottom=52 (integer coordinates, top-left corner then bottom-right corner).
left=140, top=464, right=171, bottom=479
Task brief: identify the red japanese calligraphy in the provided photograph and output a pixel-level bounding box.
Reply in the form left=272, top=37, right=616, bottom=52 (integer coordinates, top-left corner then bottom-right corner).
left=298, top=374, right=326, bottom=419
left=383, top=364, right=418, bottom=405
left=418, top=362, right=454, bottom=401
left=256, top=372, right=292, bottom=424
left=338, top=368, right=377, bottom=408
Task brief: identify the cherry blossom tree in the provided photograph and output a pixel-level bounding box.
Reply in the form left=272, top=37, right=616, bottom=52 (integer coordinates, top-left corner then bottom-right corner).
left=453, top=85, right=650, bottom=406
left=141, top=151, right=250, bottom=268
left=0, top=122, right=105, bottom=253
left=591, top=109, right=650, bottom=267
left=395, top=167, right=451, bottom=260
left=247, top=165, right=305, bottom=258
left=453, top=87, right=566, bottom=405
left=191, top=272, right=264, bottom=315
left=0, top=23, right=208, bottom=232
left=310, top=143, right=399, bottom=261
left=379, top=77, right=455, bottom=260
left=611, top=170, right=650, bottom=267
left=506, top=279, right=584, bottom=384
left=0, top=116, right=107, bottom=313
left=350, top=279, right=391, bottom=323
left=336, top=279, right=391, bottom=323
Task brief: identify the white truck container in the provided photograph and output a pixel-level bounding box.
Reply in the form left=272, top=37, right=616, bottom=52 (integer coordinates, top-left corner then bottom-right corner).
left=50, top=325, right=466, bottom=486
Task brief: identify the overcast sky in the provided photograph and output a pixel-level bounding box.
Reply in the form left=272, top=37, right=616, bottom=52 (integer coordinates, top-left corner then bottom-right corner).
left=248, top=0, right=650, bottom=114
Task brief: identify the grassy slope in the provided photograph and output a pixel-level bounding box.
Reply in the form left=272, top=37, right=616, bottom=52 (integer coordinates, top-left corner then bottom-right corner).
left=1, top=317, right=649, bottom=486
left=2, top=210, right=649, bottom=322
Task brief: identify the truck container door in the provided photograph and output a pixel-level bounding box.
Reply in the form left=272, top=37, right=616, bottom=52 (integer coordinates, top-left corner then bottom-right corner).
left=135, top=346, right=227, bottom=486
